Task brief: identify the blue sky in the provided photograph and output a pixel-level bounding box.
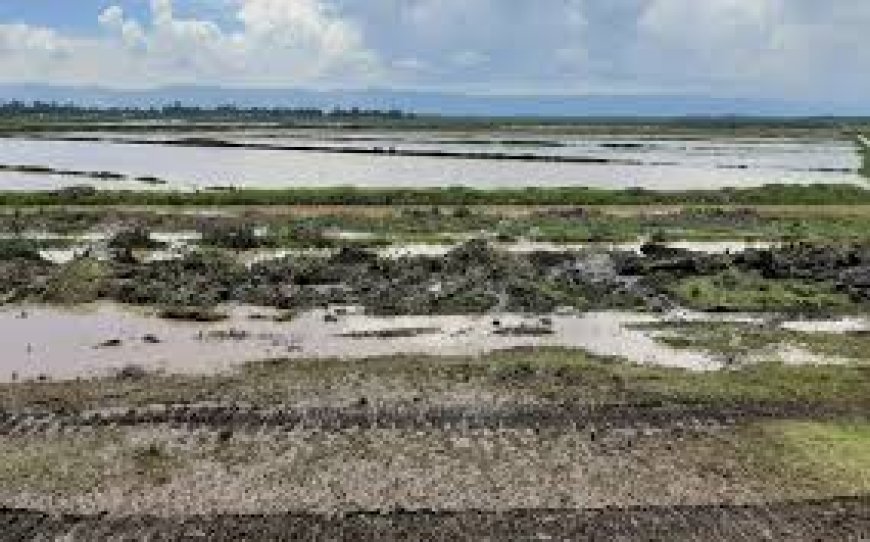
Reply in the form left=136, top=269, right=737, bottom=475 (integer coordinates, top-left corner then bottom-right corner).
left=0, top=0, right=868, bottom=104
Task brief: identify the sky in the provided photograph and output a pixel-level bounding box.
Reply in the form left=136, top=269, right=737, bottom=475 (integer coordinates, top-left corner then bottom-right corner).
left=0, top=0, right=868, bottom=104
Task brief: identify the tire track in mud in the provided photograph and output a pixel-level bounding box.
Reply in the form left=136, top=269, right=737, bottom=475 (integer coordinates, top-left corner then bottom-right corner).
left=0, top=401, right=863, bottom=436
left=2, top=496, right=868, bottom=541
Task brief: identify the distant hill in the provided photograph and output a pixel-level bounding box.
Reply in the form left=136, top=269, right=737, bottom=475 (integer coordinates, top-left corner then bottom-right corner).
left=0, top=84, right=864, bottom=118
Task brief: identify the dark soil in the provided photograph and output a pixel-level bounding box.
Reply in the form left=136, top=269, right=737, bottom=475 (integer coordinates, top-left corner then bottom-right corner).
left=0, top=400, right=861, bottom=435
left=2, top=497, right=867, bottom=541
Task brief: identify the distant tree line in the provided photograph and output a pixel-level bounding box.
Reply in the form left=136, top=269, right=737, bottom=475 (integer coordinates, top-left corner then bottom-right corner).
left=0, top=101, right=414, bottom=122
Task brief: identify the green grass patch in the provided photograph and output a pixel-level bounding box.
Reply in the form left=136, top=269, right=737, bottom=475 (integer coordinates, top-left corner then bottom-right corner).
left=3, top=347, right=867, bottom=413
left=645, top=321, right=870, bottom=362
left=669, top=270, right=854, bottom=312
left=6, top=184, right=870, bottom=208
left=859, top=138, right=870, bottom=180
left=753, top=421, right=870, bottom=495
left=0, top=238, right=43, bottom=261
left=0, top=432, right=122, bottom=493
left=43, top=258, right=109, bottom=304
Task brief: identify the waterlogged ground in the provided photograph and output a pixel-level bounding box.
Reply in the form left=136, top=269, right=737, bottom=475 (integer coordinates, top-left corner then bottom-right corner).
left=33, top=238, right=780, bottom=265
left=0, top=132, right=863, bottom=190
left=0, top=344, right=867, bottom=539
left=4, top=301, right=869, bottom=382
left=0, top=124, right=869, bottom=537
left=0, top=304, right=722, bottom=381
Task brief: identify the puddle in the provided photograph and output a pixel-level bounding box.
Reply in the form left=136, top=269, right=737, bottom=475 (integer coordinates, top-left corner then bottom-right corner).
left=28, top=238, right=785, bottom=266
left=376, top=240, right=778, bottom=259
left=780, top=317, right=870, bottom=334
left=664, top=241, right=778, bottom=254
left=748, top=344, right=852, bottom=367
left=0, top=304, right=722, bottom=382
left=38, top=248, right=94, bottom=265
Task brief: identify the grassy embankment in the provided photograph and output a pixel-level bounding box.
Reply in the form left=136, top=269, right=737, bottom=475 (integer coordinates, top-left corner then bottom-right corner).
left=1, top=347, right=866, bottom=415
left=11, top=201, right=870, bottom=244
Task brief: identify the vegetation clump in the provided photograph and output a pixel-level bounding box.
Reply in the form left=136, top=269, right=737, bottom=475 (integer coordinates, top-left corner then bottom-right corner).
left=0, top=238, right=43, bottom=262
left=108, top=228, right=164, bottom=251
left=158, top=306, right=228, bottom=322
left=671, top=270, right=852, bottom=313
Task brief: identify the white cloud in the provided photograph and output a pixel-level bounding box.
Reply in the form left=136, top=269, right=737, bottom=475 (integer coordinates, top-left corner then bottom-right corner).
left=0, top=23, right=67, bottom=55
left=0, top=0, right=869, bottom=102
left=629, top=0, right=870, bottom=98
left=636, top=0, right=782, bottom=80
left=0, top=0, right=379, bottom=88
left=98, top=6, right=146, bottom=48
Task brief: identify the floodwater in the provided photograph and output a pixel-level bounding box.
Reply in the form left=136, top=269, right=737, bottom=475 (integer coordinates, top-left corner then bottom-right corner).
left=30, top=237, right=781, bottom=265
left=781, top=317, right=870, bottom=334
left=0, top=134, right=863, bottom=191
left=0, top=304, right=721, bottom=382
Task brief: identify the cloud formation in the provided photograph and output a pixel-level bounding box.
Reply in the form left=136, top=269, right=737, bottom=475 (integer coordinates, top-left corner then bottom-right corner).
left=0, top=0, right=868, bottom=101
left=0, top=0, right=379, bottom=88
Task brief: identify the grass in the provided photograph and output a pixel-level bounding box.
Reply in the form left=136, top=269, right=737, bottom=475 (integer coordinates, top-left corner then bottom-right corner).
left=750, top=421, right=870, bottom=495
left=642, top=320, right=870, bottom=364
left=0, top=238, right=43, bottom=261
left=0, top=431, right=184, bottom=493
left=129, top=442, right=179, bottom=485
left=158, top=306, right=228, bottom=322
left=5, top=184, right=870, bottom=208
left=0, top=431, right=121, bottom=493
left=12, top=204, right=870, bottom=246
left=669, top=270, right=855, bottom=312
left=1, top=348, right=868, bottom=413
left=43, top=258, right=108, bottom=304
left=859, top=135, right=870, bottom=180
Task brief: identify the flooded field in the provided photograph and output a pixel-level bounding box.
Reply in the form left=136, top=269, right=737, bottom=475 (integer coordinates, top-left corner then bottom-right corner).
left=30, top=238, right=780, bottom=265
left=0, top=304, right=725, bottom=381
left=0, top=132, right=862, bottom=191
left=1, top=123, right=869, bottom=541
left=4, top=300, right=867, bottom=382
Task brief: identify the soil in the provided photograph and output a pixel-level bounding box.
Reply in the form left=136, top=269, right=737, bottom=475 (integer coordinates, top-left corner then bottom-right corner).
left=1, top=497, right=867, bottom=541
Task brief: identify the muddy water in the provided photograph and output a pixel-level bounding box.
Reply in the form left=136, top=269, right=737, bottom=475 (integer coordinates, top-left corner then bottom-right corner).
left=27, top=237, right=781, bottom=266
left=0, top=136, right=863, bottom=191
left=780, top=317, right=870, bottom=334
left=0, top=304, right=722, bottom=382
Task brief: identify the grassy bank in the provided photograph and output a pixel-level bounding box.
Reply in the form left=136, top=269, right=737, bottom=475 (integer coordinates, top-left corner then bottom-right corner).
left=0, top=348, right=866, bottom=516
left=642, top=320, right=870, bottom=363
left=3, top=184, right=870, bottom=207
left=10, top=203, right=870, bottom=244
left=2, top=348, right=868, bottom=412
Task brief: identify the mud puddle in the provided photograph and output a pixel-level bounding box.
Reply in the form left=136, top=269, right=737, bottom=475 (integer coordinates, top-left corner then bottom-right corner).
left=0, top=304, right=724, bottom=382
